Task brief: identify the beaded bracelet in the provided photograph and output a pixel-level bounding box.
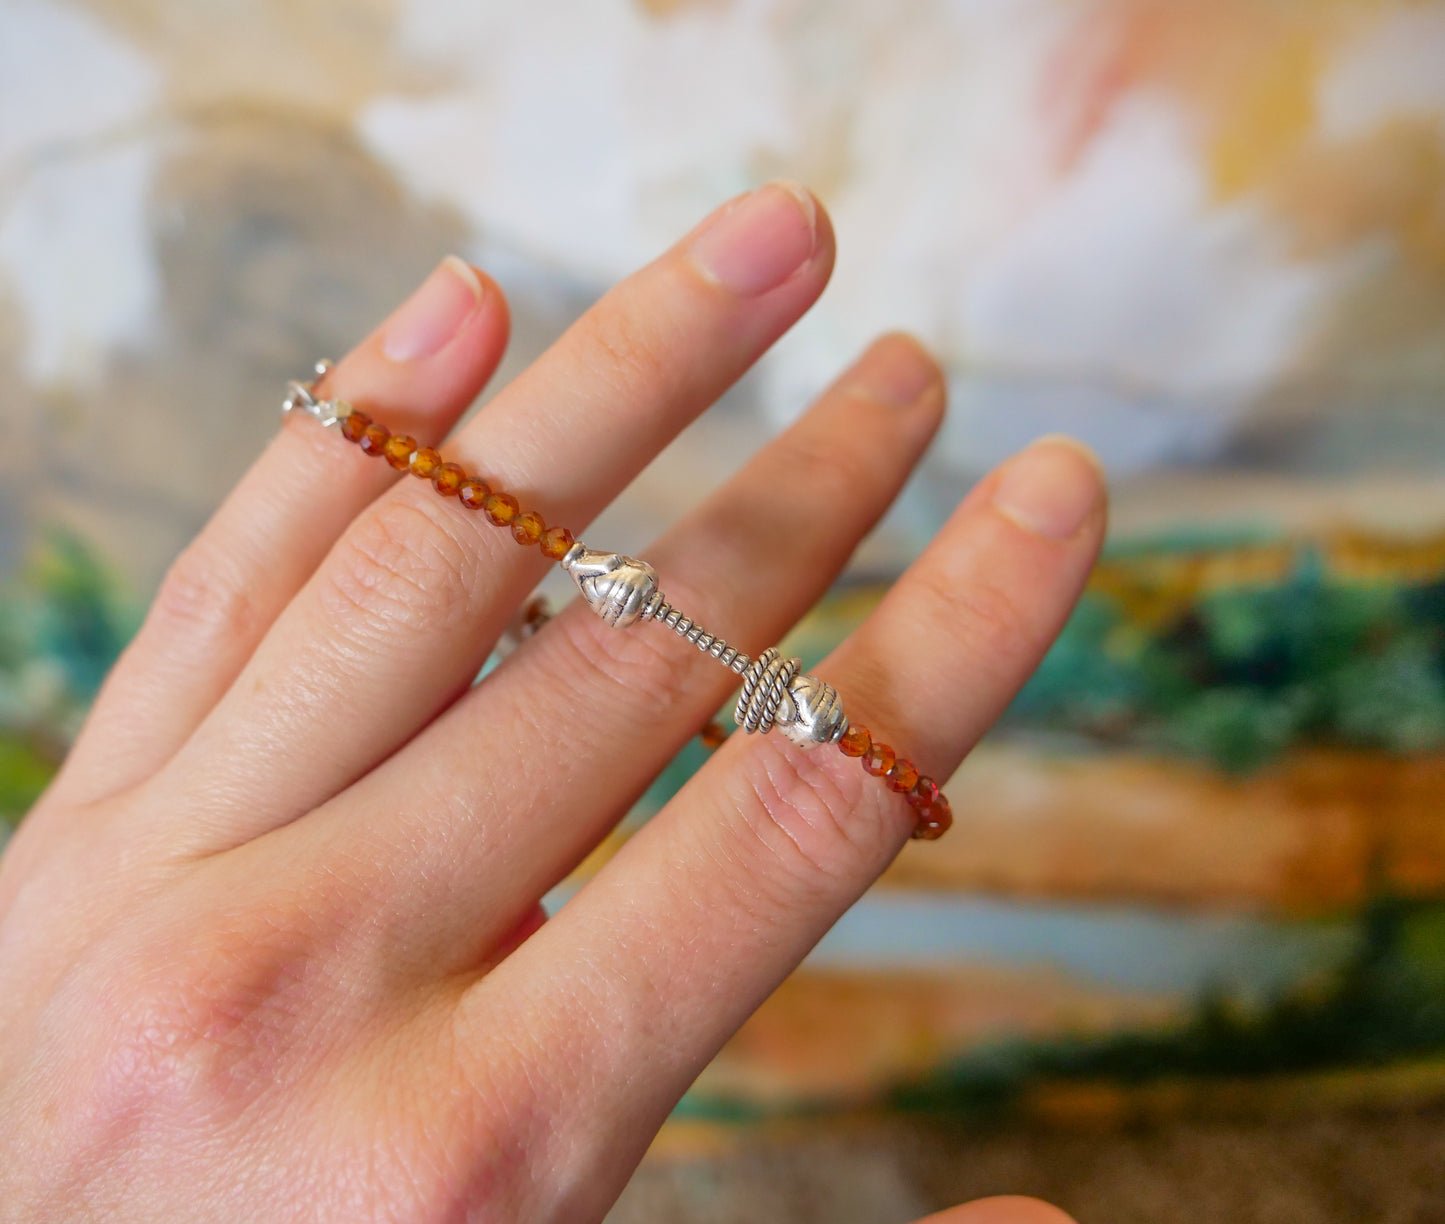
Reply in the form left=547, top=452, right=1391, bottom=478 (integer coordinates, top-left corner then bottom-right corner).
left=284, top=361, right=952, bottom=840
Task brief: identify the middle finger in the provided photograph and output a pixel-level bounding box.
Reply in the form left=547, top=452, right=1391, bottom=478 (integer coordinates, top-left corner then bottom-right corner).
left=155, top=182, right=834, bottom=853
left=291, top=333, right=944, bottom=977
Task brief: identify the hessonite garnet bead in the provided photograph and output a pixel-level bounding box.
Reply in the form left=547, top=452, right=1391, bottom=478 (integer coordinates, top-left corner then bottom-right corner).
left=458, top=478, right=491, bottom=510
left=383, top=434, right=417, bottom=470
left=908, top=776, right=941, bottom=810
left=887, top=758, right=920, bottom=793
left=340, top=411, right=371, bottom=443
left=512, top=510, right=545, bottom=546
left=484, top=492, right=520, bottom=526
left=358, top=423, right=390, bottom=456
left=839, top=725, right=871, bottom=758
left=540, top=525, right=574, bottom=561
left=912, top=792, right=953, bottom=840
left=410, top=447, right=443, bottom=479
left=433, top=462, right=465, bottom=497
left=863, top=742, right=896, bottom=777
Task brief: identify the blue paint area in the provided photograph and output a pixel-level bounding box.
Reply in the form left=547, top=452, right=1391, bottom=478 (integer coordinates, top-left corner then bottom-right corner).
left=545, top=881, right=1355, bottom=1000
left=806, top=892, right=1355, bottom=998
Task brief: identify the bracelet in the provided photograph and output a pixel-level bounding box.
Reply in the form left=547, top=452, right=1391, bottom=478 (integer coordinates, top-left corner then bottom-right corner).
left=283, top=361, right=951, bottom=840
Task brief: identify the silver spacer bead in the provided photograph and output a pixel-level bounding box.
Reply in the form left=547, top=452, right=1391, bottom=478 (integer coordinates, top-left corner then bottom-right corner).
left=564, top=547, right=659, bottom=629
left=735, top=648, right=799, bottom=735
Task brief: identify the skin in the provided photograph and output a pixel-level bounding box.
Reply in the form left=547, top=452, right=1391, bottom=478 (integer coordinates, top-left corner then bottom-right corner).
left=0, top=184, right=1103, bottom=1223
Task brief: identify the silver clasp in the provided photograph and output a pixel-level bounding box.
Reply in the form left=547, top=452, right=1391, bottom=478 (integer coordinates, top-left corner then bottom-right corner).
left=282, top=359, right=349, bottom=426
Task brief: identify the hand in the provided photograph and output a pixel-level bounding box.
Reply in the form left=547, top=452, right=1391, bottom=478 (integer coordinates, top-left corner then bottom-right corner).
left=0, top=183, right=1102, bottom=1223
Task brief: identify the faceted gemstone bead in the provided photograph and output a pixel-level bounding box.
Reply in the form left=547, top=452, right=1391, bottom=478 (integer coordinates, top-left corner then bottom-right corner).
left=911, top=793, right=952, bottom=840
left=908, top=776, right=941, bottom=810
left=887, top=758, right=919, bottom=793
left=358, top=423, right=390, bottom=456
left=838, top=724, right=871, bottom=758
left=484, top=492, right=520, bottom=526
left=383, top=434, right=417, bottom=470
left=340, top=411, right=371, bottom=443
left=863, top=742, right=896, bottom=777
left=540, top=525, right=575, bottom=561
left=521, top=596, right=551, bottom=633
left=512, top=510, right=545, bottom=546
left=433, top=462, right=465, bottom=497
left=458, top=478, right=492, bottom=510
left=410, top=447, right=443, bottom=479
left=701, top=721, right=727, bottom=749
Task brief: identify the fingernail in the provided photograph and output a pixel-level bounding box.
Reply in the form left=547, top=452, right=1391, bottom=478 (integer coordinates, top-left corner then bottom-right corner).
left=381, top=255, right=484, bottom=363
left=849, top=334, right=942, bottom=409
left=688, top=181, right=819, bottom=297
left=992, top=435, right=1105, bottom=540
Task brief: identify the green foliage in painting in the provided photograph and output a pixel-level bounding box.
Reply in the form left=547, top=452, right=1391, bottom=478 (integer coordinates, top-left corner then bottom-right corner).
left=1006, top=535, right=1445, bottom=771
left=887, top=896, right=1445, bottom=1121
left=0, top=533, right=136, bottom=825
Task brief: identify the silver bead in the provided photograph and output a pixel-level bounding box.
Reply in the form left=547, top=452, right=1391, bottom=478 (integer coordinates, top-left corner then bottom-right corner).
left=563, top=548, right=659, bottom=629
left=777, top=671, right=848, bottom=749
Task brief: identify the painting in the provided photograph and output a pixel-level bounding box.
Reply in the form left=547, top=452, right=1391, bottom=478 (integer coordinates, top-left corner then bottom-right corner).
left=3, top=1, right=1444, bottom=1217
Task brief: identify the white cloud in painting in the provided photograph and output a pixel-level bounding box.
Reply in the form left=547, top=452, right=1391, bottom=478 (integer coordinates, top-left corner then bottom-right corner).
left=0, top=0, right=162, bottom=388
left=1318, top=5, right=1445, bottom=144
left=361, top=0, right=1374, bottom=475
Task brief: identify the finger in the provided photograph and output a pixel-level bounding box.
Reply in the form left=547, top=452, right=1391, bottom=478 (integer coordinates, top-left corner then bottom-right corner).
left=48, top=257, right=509, bottom=808
left=915, top=1199, right=1077, bottom=1224
left=285, top=333, right=944, bottom=977
left=158, top=182, right=836, bottom=852
left=461, top=437, right=1107, bottom=1196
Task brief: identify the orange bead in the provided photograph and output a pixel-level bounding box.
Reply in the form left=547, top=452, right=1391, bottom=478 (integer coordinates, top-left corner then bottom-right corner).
left=887, top=758, right=919, bottom=793
left=912, top=793, right=952, bottom=840
left=340, top=411, right=371, bottom=443
left=458, top=478, right=492, bottom=510
left=433, top=462, right=465, bottom=497
left=839, top=725, right=871, bottom=758
left=358, top=423, right=390, bottom=456
left=512, top=510, right=545, bottom=546
left=540, top=525, right=575, bottom=561
left=863, top=742, right=895, bottom=777
left=410, top=447, right=442, bottom=479
left=484, top=492, right=520, bottom=526
left=908, top=777, right=941, bottom=810
left=701, top=721, right=728, bottom=749
left=383, top=434, right=417, bottom=470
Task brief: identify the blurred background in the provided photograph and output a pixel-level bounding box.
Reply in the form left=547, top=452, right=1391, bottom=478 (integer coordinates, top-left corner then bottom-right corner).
left=3, top=0, right=1445, bottom=1220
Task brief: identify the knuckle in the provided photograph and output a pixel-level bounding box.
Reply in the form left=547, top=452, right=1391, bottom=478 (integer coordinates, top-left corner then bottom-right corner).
left=729, top=737, right=902, bottom=900
left=321, top=497, right=482, bottom=636
left=582, top=298, right=676, bottom=399
left=915, top=564, right=1033, bottom=677
left=81, top=913, right=328, bottom=1129
left=781, top=427, right=873, bottom=501
left=151, top=541, right=259, bottom=643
